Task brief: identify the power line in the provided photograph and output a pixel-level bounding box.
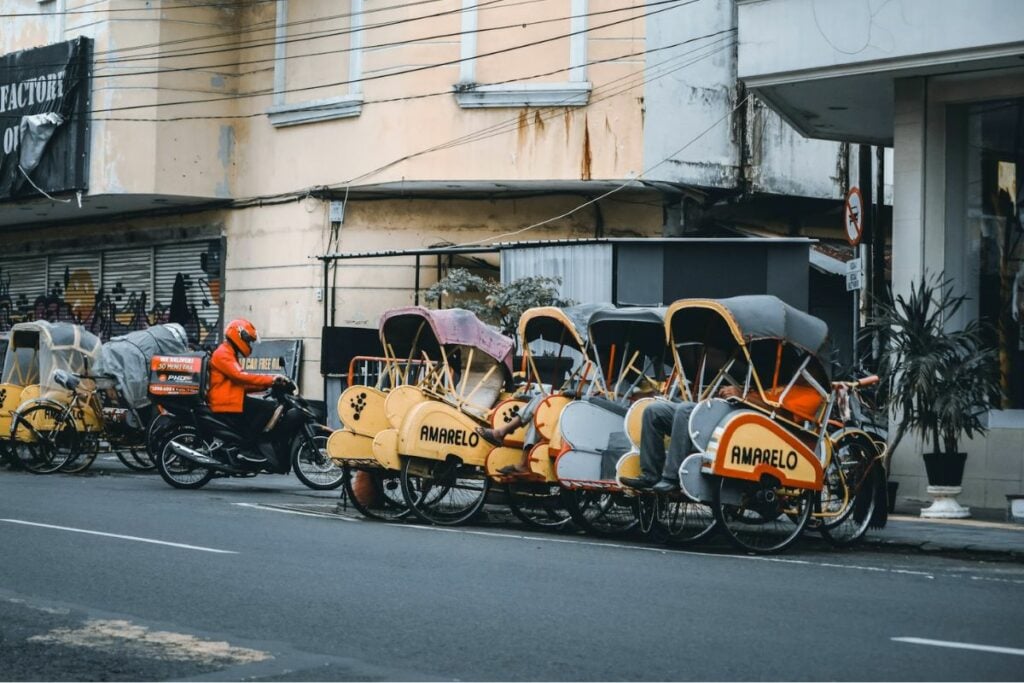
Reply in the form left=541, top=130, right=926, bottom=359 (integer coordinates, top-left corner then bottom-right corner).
left=341, top=39, right=736, bottom=188
left=86, top=0, right=632, bottom=81
left=452, top=92, right=752, bottom=247
left=225, top=36, right=736, bottom=210
left=0, top=0, right=278, bottom=18
left=83, top=0, right=699, bottom=115
left=90, top=29, right=734, bottom=122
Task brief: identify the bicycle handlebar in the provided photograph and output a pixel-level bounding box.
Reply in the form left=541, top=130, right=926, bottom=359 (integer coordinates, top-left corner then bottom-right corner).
left=831, top=374, right=880, bottom=390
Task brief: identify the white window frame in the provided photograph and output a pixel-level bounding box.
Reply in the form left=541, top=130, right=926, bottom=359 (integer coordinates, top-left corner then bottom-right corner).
left=267, top=0, right=365, bottom=127
left=454, top=0, right=591, bottom=109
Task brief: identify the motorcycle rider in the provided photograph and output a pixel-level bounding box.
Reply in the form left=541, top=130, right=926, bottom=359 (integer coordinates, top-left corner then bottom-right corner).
left=208, top=318, right=290, bottom=462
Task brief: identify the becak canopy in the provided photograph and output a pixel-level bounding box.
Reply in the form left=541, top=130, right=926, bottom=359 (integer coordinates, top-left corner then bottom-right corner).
left=94, top=323, right=189, bottom=408
left=1, top=320, right=101, bottom=390
left=378, top=307, right=514, bottom=375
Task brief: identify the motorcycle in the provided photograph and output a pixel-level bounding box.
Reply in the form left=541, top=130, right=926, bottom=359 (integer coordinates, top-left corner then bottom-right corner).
left=151, top=377, right=344, bottom=491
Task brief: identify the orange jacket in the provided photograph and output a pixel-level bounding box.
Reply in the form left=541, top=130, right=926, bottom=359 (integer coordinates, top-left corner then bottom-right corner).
left=207, top=342, right=275, bottom=413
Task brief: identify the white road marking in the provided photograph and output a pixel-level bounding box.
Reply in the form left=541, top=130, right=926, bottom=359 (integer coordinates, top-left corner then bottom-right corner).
left=233, top=502, right=355, bottom=521
left=0, top=519, right=237, bottom=554
left=237, top=503, right=944, bottom=579
left=893, top=637, right=1024, bottom=657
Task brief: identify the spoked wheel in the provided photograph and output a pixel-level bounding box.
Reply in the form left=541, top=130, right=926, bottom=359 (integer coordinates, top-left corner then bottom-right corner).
left=116, top=448, right=156, bottom=472
left=818, top=433, right=881, bottom=547
left=155, top=425, right=215, bottom=490
left=713, top=476, right=813, bottom=554
left=146, top=413, right=177, bottom=463
left=11, top=404, right=78, bottom=474
left=400, top=457, right=490, bottom=526
left=649, top=493, right=718, bottom=547
left=507, top=482, right=573, bottom=531
left=292, top=434, right=345, bottom=490
left=561, top=488, right=639, bottom=537
left=342, top=468, right=411, bottom=521
left=59, top=433, right=100, bottom=474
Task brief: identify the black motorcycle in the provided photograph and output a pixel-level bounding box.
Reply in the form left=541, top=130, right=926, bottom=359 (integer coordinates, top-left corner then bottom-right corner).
left=150, top=380, right=344, bottom=491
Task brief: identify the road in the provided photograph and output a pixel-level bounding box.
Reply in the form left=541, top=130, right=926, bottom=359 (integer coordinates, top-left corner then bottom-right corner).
left=1, top=464, right=1022, bottom=681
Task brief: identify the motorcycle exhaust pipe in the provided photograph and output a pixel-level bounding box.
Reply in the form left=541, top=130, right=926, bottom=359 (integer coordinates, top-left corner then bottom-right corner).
left=168, top=441, right=220, bottom=467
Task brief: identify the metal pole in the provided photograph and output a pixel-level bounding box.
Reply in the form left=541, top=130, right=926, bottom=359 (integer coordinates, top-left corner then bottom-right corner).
left=858, top=144, right=873, bottom=363
left=873, top=145, right=887, bottom=314
left=414, top=254, right=421, bottom=306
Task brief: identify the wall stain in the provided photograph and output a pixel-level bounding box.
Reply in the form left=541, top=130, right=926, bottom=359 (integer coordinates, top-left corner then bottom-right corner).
left=533, top=110, right=545, bottom=134
left=564, top=108, right=572, bottom=146
left=517, top=110, right=529, bottom=150
left=580, top=116, right=592, bottom=181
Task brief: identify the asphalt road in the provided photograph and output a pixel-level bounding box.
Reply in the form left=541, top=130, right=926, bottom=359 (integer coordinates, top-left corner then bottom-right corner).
left=1, top=464, right=1022, bottom=681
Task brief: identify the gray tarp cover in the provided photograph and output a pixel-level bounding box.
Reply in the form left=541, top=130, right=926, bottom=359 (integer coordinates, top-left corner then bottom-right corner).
left=714, top=295, right=829, bottom=358
left=379, top=307, right=514, bottom=373
left=94, top=324, right=189, bottom=408
left=522, top=303, right=612, bottom=348
left=588, top=306, right=668, bottom=359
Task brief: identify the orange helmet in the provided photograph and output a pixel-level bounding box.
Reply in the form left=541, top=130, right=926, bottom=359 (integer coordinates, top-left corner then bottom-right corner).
left=224, top=318, right=258, bottom=357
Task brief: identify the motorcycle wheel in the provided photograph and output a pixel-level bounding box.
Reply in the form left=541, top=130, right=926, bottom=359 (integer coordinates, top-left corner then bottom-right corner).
left=292, top=434, right=345, bottom=490
left=156, top=424, right=215, bottom=490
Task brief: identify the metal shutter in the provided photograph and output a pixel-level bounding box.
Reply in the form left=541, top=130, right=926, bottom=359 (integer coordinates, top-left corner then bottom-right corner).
left=46, top=253, right=101, bottom=321
left=0, top=257, right=47, bottom=315
left=154, top=240, right=222, bottom=344
left=102, top=248, right=153, bottom=307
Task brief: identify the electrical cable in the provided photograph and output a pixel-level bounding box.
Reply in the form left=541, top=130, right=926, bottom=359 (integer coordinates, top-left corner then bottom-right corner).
left=450, top=93, right=752, bottom=247
left=88, top=29, right=734, bottom=122
left=79, top=0, right=698, bottom=114
left=225, top=36, right=735, bottom=210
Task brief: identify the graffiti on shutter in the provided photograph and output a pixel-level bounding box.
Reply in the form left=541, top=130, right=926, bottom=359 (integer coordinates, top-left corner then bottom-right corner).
left=0, top=239, right=223, bottom=346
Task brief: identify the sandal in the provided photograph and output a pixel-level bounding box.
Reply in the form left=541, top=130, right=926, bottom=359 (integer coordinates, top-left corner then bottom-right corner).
left=475, top=426, right=503, bottom=447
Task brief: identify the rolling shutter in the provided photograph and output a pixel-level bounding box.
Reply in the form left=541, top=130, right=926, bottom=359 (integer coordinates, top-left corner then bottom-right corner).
left=102, top=248, right=153, bottom=307
left=46, top=253, right=101, bottom=321
left=0, top=257, right=47, bottom=315
left=154, top=240, right=222, bottom=344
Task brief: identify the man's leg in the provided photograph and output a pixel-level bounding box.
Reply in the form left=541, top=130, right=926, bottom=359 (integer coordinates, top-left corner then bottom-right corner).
left=626, top=400, right=676, bottom=486
left=661, top=402, right=697, bottom=481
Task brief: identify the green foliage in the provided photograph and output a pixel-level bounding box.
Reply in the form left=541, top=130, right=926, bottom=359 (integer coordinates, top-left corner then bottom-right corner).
left=424, top=268, right=573, bottom=338
left=865, top=274, right=1001, bottom=456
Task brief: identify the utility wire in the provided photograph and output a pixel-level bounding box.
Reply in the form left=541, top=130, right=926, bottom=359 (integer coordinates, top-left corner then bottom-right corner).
left=85, top=0, right=644, bottom=80
left=225, top=37, right=735, bottom=210
left=0, top=0, right=278, bottom=18
left=451, top=92, right=752, bottom=247
left=80, top=0, right=698, bottom=115
left=89, top=29, right=733, bottom=122
left=337, top=39, right=735, bottom=189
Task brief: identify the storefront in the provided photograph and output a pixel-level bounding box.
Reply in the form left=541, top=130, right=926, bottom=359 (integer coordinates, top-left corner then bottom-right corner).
left=0, top=230, right=224, bottom=347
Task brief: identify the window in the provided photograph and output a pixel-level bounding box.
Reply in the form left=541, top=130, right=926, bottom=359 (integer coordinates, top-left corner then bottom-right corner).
left=965, top=99, right=1024, bottom=409
left=267, top=0, right=364, bottom=127
left=455, top=0, right=591, bottom=108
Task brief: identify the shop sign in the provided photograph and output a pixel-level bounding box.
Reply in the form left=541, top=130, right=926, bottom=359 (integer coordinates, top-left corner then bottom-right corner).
left=0, top=37, right=91, bottom=201
left=244, top=340, right=303, bottom=385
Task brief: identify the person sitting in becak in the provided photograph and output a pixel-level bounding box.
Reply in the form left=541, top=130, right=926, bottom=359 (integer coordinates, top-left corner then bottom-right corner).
left=208, top=318, right=291, bottom=461
left=621, top=382, right=824, bottom=492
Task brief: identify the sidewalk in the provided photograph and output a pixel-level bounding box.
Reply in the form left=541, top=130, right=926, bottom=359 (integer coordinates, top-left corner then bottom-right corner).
left=864, top=506, right=1024, bottom=559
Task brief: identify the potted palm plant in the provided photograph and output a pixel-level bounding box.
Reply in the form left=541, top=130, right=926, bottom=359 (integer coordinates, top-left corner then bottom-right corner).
left=867, top=275, right=1001, bottom=518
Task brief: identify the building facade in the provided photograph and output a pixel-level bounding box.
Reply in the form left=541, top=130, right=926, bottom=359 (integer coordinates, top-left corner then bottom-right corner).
left=736, top=0, right=1024, bottom=510
left=4, top=0, right=869, bottom=397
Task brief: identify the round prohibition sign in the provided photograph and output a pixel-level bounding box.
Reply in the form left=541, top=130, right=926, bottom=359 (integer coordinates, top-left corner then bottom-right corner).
left=844, top=187, right=864, bottom=246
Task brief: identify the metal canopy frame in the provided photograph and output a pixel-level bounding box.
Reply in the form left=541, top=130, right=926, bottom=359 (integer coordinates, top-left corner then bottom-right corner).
left=316, top=237, right=817, bottom=328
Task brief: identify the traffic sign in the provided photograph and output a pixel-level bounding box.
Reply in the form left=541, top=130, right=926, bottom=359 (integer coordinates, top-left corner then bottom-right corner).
left=846, top=257, right=862, bottom=275
left=846, top=271, right=864, bottom=291
left=844, top=187, right=864, bottom=246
